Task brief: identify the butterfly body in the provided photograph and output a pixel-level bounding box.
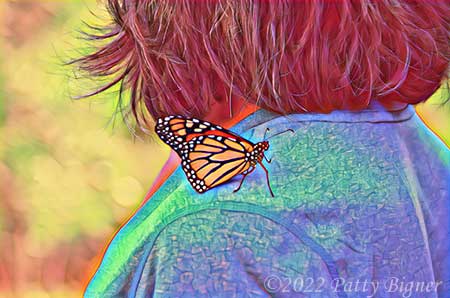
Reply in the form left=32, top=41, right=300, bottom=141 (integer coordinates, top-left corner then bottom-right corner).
left=155, top=115, right=274, bottom=196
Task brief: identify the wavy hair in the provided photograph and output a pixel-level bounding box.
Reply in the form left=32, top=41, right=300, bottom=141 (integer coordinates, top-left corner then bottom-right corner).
left=73, top=0, right=449, bottom=125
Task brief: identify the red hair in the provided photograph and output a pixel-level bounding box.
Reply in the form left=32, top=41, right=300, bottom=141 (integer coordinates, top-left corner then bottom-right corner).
left=74, top=0, right=449, bottom=125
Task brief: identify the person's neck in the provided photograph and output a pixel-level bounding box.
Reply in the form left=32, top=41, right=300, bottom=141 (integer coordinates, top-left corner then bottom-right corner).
left=142, top=100, right=259, bottom=205
left=203, top=98, right=260, bottom=128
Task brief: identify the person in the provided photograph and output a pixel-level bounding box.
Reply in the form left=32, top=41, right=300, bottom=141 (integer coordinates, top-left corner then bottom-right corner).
left=74, top=1, right=450, bottom=297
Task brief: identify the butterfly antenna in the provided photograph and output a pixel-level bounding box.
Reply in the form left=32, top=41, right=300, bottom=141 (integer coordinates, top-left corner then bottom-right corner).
left=265, top=128, right=294, bottom=141
left=263, top=127, right=270, bottom=141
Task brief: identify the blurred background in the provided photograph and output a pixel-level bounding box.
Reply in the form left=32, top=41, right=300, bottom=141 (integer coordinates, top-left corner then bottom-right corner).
left=0, top=1, right=168, bottom=297
left=0, top=1, right=448, bottom=297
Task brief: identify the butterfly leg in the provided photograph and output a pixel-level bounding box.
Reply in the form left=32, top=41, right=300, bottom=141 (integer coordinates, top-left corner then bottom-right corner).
left=233, top=167, right=255, bottom=193
left=258, top=162, right=274, bottom=197
left=264, top=155, right=272, bottom=163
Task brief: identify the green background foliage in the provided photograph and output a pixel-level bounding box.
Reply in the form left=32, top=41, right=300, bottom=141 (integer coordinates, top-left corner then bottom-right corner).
left=0, top=1, right=167, bottom=297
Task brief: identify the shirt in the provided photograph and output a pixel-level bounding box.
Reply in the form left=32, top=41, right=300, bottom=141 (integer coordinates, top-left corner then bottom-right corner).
left=85, top=105, right=450, bottom=298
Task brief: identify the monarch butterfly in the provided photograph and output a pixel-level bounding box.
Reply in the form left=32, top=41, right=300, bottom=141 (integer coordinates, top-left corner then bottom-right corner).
left=155, top=116, right=292, bottom=197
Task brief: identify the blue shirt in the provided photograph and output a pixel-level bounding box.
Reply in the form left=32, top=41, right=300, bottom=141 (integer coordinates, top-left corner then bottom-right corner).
left=85, top=105, right=450, bottom=298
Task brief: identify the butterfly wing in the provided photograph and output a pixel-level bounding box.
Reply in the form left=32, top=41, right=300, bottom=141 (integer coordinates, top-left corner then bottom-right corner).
left=155, top=115, right=252, bottom=154
left=180, top=134, right=253, bottom=192
left=155, top=116, right=255, bottom=193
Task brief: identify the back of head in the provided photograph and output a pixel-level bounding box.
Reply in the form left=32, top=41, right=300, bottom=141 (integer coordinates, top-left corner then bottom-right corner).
left=74, top=0, right=449, bottom=126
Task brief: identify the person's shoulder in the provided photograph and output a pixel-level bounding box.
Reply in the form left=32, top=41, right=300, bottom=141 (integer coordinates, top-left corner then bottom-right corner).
left=85, top=165, right=279, bottom=297
left=84, top=168, right=198, bottom=297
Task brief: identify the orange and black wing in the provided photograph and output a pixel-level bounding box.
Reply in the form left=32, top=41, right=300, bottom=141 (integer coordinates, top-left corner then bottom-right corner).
left=155, top=115, right=251, bottom=154
left=155, top=116, right=255, bottom=193
left=180, top=134, right=253, bottom=192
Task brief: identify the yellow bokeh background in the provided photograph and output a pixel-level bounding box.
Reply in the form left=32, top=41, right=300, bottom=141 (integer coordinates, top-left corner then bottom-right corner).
left=0, top=1, right=448, bottom=297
